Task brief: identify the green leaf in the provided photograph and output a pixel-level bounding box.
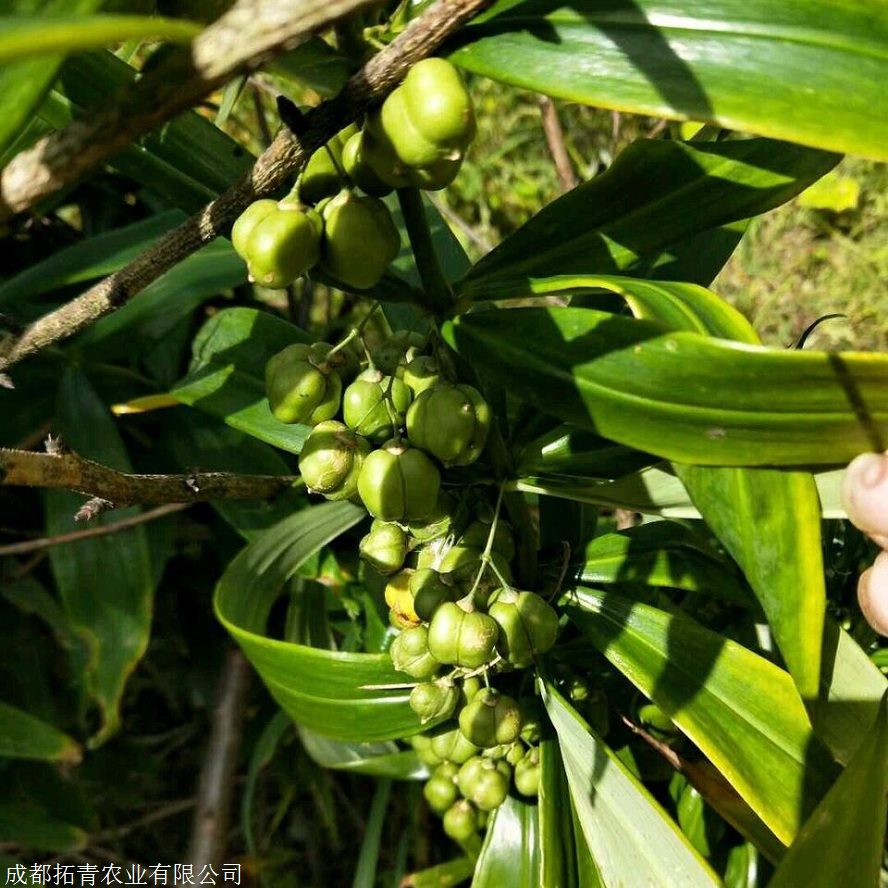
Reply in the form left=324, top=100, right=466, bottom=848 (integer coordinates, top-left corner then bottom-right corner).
left=456, top=140, right=837, bottom=299
left=451, top=1, right=888, bottom=161
left=215, top=502, right=428, bottom=742
left=607, top=270, right=827, bottom=703
left=269, top=36, right=352, bottom=98
left=768, top=693, right=888, bottom=888
left=472, top=795, right=540, bottom=888
left=0, top=804, right=86, bottom=853
left=563, top=587, right=838, bottom=844
left=352, top=779, right=391, bottom=888
left=401, top=858, right=476, bottom=888
left=574, top=522, right=753, bottom=607
left=298, top=728, right=427, bottom=779
left=52, top=51, right=254, bottom=209
left=0, top=15, right=199, bottom=63
left=676, top=466, right=826, bottom=700
left=443, top=305, right=888, bottom=466
left=0, top=0, right=104, bottom=156
left=45, top=369, right=153, bottom=745
left=171, top=307, right=313, bottom=454
left=538, top=738, right=603, bottom=887
left=0, top=701, right=81, bottom=764
left=0, top=211, right=186, bottom=316
left=816, top=617, right=888, bottom=765
left=82, top=240, right=246, bottom=358
left=542, top=681, right=721, bottom=886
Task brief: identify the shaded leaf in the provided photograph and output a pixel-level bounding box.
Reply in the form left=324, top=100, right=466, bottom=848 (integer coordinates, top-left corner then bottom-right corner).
left=0, top=804, right=86, bottom=853
left=768, top=693, right=888, bottom=888
left=0, top=701, right=81, bottom=764
left=452, top=1, right=888, bottom=161
left=45, top=369, right=153, bottom=745
left=298, top=728, right=427, bottom=779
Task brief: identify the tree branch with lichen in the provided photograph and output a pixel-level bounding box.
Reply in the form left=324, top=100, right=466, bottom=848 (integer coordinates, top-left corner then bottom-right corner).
left=0, top=0, right=492, bottom=376
left=0, top=0, right=381, bottom=221
left=0, top=447, right=298, bottom=508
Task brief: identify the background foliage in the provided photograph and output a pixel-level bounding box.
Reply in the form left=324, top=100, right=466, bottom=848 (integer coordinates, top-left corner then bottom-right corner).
left=0, top=1, right=886, bottom=886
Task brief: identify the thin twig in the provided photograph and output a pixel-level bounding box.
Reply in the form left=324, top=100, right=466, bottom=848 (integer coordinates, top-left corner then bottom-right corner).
left=184, top=649, right=252, bottom=875
left=0, top=502, right=189, bottom=557
left=0, top=447, right=297, bottom=506
left=0, top=0, right=381, bottom=220
left=537, top=94, right=578, bottom=194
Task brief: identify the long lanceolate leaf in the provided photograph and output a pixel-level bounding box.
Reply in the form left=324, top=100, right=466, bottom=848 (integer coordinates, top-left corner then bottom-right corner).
left=451, top=1, right=888, bottom=161
left=443, top=306, right=888, bottom=467
left=574, top=275, right=828, bottom=703
left=456, top=139, right=836, bottom=297
left=542, top=681, right=721, bottom=887
left=215, top=502, right=428, bottom=742
left=563, top=587, right=838, bottom=844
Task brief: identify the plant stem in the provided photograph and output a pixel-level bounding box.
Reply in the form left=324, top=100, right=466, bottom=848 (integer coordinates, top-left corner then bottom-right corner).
left=397, top=187, right=455, bottom=316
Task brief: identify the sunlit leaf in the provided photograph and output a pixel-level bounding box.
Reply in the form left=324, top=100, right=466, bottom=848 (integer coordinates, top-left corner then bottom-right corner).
left=563, top=587, right=838, bottom=843
left=542, top=681, right=720, bottom=886
left=298, top=728, right=427, bottom=779
left=452, top=1, right=888, bottom=161
left=171, top=307, right=312, bottom=454
left=443, top=305, right=888, bottom=466
left=456, top=140, right=837, bottom=298
left=472, top=795, right=540, bottom=888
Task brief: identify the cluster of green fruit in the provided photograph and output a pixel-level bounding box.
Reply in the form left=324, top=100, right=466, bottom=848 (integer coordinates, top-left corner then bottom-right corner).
left=300, top=57, right=476, bottom=198
left=231, top=189, right=400, bottom=292
left=229, top=57, right=476, bottom=293
left=381, top=504, right=559, bottom=845
left=265, top=325, right=561, bottom=843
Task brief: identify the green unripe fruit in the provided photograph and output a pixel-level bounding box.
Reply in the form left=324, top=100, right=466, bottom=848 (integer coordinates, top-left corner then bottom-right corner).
left=636, top=701, right=679, bottom=743
left=390, top=625, right=440, bottom=680
left=427, top=602, right=499, bottom=669
left=410, top=679, right=459, bottom=725
left=265, top=342, right=342, bottom=425
left=400, top=58, right=476, bottom=153
left=359, top=522, right=408, bottom=575
left=406, top=383, right=491, bottom=467
left=243, top=204, right=322, bottom=289
left=403, top=355, right=441, bottom=395
left=341, top=131, right=394, bottom=197
left=488, top=588, right=560, bottom=669
left=514, top=747, right=541, bottom=797
left=379, top=87, right=446, bottom=169
left=456, top=756, right=510, bottom=803
left=298, top=124, right=358, bottom=205
left=407, top=490, right=455, bottom=543
left=442, top=800, right=478, bottom=842
left=459, top=676, right=483, bottom=707
left=410, top=732, right=443, bottom=768
left=357, top=127, right=412, bottom=189
left=231, top=199, right=277, bottom=258
left=403, top=156, right=462, bottom=191
left=458, top=689, right=522, bottom=749
left=298, top=420, right=371, bottom=501
left=343, top=368, right=413, bottom=443
left=317, top=191, right=400, bottom=290
left=429, top=723, right=481, bottom=765
left=518, top=697, right=544, bottom=744
left=468, top=765, right=510, bottom=812
left=423, top=772, right=459, bottom=814
left=460, top=519, right=515, bottom=562
left=371, top=330, right=426, bottom=377
left=410, top=568, right=457, bottom=621
left=358, top=439, right=441, bottom=522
